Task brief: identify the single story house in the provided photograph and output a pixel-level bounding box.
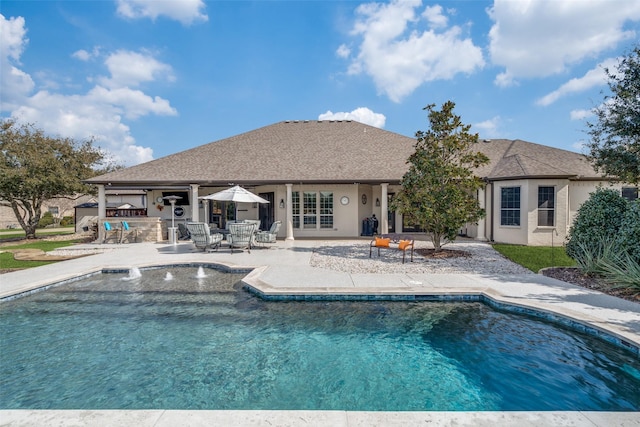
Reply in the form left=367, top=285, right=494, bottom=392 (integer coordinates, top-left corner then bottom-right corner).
left=86, top=120, right=637, bottom=245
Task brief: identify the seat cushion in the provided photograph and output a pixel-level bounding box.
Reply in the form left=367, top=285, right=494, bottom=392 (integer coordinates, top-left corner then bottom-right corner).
left=375, top=237, right=390, bottom=247
left=398, top=240, right=412, bottom=251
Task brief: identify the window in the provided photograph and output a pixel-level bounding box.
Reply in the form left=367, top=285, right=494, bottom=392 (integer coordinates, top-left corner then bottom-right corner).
left=291, top=191, right=334, bottom=230
left=303, top=192, right=316, bottom=229
left=48, top=206, right=59, bottom=216
left=537, top=186, right=555, bottom=227
left=319, top=192, right=333, bottom=229
left=500, top=187, right=520, bottom=226
left=622, top=187, right=639, bottom=201
left=292, top=192, right=300, bottom=229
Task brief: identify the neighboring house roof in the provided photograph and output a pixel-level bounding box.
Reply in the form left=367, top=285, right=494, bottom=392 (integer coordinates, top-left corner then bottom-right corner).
left=86, top=121, right=602, bottom=187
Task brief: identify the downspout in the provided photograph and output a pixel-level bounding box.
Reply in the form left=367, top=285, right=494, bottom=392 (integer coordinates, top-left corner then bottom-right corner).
left=488, top=180, right=494, bottom=242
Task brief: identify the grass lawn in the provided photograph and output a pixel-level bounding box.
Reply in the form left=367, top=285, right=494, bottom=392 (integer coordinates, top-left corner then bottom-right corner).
left=492, top=244, right=576, bottom=273
left=0, top=227, right=75, bottom=241
left=0, top=240, right=78, bottom=270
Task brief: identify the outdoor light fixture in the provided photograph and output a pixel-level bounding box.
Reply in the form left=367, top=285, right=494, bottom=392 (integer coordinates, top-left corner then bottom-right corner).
left=361, top=194, right=367, bottom=205
left=376, top=198, right=380, bottom=207
left=279, top=199, right=285, bottom=209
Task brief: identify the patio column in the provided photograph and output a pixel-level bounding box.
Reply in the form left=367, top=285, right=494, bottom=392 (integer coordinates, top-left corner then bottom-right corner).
left=190, top=184, right=199, bottom=222
left=476, top=186, right=487, bottom=241
left=380, top=183, right=389, bottom=234
left=285, top=183, right=294, bottom=241
left=98, top=185, right=106, bottom=242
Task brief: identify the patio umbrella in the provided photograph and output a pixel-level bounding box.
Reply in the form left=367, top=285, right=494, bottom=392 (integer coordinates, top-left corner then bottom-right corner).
left=199, top=185, right=269, bottom=221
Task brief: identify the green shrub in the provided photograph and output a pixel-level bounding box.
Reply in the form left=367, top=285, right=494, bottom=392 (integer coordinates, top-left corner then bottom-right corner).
left=615, top=199, right=640, bottom=263
left=570, top=237, right=617, bottom=276
left=566, top=188, right=628, bottom=263
left=37, top=211, right=54, bottom=228
left=597, top=251, right=640, bottom=290
left=60, top=216, right=74, bottom=226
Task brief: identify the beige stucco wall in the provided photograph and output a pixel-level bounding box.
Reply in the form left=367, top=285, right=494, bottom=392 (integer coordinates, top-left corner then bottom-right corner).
left=487, top=179, right=629, bottom=246
left=526, top=179, right=570, bottom=246
left=491, top=179, right=529, bottom=245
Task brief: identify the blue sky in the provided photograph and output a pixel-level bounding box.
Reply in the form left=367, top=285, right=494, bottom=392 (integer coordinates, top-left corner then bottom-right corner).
left=2, top=0, right=639, bottom=166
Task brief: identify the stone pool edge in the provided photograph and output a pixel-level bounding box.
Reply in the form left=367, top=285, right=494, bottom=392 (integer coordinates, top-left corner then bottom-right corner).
left=1, top=409, right=638, bottom=427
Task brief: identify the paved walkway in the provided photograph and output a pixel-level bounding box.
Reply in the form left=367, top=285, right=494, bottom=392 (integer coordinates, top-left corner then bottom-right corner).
left=1, top=239, right=639, bottom=426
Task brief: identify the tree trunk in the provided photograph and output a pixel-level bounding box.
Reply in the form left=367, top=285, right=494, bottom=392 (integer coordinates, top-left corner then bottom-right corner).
left=10, top=200, right=40, bottom=239
left=432, top=232, right=443, bottom=252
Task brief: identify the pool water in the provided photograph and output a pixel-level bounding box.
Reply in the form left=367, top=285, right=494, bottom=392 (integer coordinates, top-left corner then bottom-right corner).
left=1, top=267, right=639, bottom=411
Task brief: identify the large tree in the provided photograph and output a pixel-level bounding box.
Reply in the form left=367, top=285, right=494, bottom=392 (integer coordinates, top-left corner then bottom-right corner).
left=585, top=44, right=640, bottom=184
left=0, top=120, right=107, bottom=239
left=392, top=101, right=489, bottom=251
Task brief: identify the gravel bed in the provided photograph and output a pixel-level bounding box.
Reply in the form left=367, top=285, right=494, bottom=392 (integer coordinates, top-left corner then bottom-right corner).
left=310, top=240, right=533, bottom=275
left=48, top=248, right=115, bottom=256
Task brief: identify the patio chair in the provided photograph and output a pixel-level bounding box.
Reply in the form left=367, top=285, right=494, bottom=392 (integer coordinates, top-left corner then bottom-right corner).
left=120, top=220, right=139, bottom=243
left=177, top=223, right=191, bottom=240
left=227, top=222, right=258, bottom=253
left=254, top=221, right=281, bottom=247
left=244, top=219, right=261, bottom=230
left=186, top=222, right=223, bottom=252
left=103, top=221, right=121, bottom=244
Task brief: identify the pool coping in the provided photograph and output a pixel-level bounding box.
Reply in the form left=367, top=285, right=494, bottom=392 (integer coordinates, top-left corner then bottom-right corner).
left=1, top=409, right=639, bottom=426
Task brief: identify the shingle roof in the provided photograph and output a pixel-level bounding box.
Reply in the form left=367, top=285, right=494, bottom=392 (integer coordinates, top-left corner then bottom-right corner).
left=473, top=139, right=600, bottom=180
left=86, top=121, right=601, bottom=186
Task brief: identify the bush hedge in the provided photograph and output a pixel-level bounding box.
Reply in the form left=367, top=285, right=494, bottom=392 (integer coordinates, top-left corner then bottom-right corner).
left=565, top=188, right=629, bottom=261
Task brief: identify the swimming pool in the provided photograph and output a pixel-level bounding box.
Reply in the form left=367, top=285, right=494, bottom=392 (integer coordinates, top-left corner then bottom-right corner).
left=1, top=267, right=639, bottom=411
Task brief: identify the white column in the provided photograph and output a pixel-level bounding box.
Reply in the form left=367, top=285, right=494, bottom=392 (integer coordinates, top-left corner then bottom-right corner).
left=380, top=183, right=389, bottom=235
left=476, top=186, right=487, bottom=241
left=285, top=183, right=294, bottom=241
left=98, top=185, right=106, bottom=241
left=190, top=184, right=199, bottom=222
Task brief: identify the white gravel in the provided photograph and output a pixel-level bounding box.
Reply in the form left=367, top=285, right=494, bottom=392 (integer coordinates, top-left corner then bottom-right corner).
left=48, top=248, right=116, bottom=256
left=310, top=240, right=533, bottom=275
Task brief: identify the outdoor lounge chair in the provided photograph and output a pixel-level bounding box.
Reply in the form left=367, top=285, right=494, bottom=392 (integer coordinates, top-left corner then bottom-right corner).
left=254, top=221, right=281, bottom=247
left=227, top=222, right=257, bottom=253
left=177, top=223, right=191, bottom=240
left=186, top=222, right=223, bottom=252
left=102, top=221, right=121, bottom=243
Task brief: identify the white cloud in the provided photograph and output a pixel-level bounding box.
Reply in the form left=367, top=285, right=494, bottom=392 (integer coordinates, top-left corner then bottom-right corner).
left=537, top=58, right=619, bottom=106
left=72, top=47, right=100, bottom=62
left=570, top=109, right=593, bottom=121
left=116, top=0, right=208, bottom=25
left=0, top=14, right=34, bottom=111
left=1, top=15, right=176, bottom=165
left=318, top=107, right=386, bottom=128
left=488, top=0, right=640, bottom=87
left=72, top=49, right=91, bottom=62
left=100, top=50, right=175, bottom=88
left=473, top=116, right=501, bottom=138
left=336, top=44, right=351, bottom=59
left=422, top=5, right=448, bottom=29
left=0, top=14, right=28, bottom=61
left=343, top=0, right=484, bottom=102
